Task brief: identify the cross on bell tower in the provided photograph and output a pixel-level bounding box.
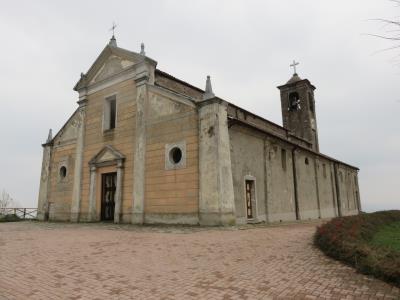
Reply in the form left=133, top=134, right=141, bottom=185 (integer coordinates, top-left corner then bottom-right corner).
left=290, top=60, right=299, bottom=75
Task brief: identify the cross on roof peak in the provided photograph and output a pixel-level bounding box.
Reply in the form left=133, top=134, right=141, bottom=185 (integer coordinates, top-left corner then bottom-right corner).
left=290, top=60, right=299, bottom=75
left=110, top=22, right=117, bottom=37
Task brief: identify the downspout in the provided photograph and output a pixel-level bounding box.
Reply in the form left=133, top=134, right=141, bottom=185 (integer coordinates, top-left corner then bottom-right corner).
left=291, top=147, right=300, bottom=220
left=333, top=163, right=342, bottom=217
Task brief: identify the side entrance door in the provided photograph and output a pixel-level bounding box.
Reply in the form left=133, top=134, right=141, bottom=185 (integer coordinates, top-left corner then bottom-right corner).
left=245, top=180, right=254, bottom=219
left=101, top=172, right=117, bottom=221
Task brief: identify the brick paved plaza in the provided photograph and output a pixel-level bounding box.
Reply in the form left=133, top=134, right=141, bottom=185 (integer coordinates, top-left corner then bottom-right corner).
left=0, top=221, right=399, bottom=300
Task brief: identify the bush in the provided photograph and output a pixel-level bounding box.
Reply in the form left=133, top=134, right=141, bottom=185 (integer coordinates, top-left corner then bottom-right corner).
left=0, top=214, right=22, bottom=222
left=314, top=210, right=400, bottom=287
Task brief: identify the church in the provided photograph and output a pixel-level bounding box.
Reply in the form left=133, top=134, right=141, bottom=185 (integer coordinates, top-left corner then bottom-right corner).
left=37, top=35, right=361, bottom=225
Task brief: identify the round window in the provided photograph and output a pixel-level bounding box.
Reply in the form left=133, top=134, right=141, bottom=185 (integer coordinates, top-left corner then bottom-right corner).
left=60, top=166, right=67, bottom=178
left=169, top=147, right=182, bottom=164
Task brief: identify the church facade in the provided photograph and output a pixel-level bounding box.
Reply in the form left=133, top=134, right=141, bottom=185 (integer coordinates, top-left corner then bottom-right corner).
left=37, top=36, right=361, bottom=225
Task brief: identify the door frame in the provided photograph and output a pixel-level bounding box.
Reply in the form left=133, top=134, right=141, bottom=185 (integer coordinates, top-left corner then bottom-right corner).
left=101, top=172, right=117, bottom=221
left=243, top=175, right=257, bottom=221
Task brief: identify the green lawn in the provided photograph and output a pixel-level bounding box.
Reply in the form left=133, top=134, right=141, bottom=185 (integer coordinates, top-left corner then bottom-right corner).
left=371, top=221, right=400, bottom=252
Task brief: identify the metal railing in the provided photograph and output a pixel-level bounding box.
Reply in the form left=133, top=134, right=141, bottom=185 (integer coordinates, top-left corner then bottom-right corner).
left=0, top=208, right=38, bottom=219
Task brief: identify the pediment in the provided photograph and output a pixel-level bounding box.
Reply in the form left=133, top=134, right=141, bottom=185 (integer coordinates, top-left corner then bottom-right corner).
left=90, top=55, right=134, bottom=84
left=74, top=45, right=145, bottom=91
left=89, top=145, right=125, bottom=166
left=51, top=109, right=80, bottom=146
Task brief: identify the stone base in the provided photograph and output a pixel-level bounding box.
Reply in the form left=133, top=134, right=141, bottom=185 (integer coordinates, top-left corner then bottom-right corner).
left=131, top=212, right=144, bottom=224
left=36, top=211, right=46, bottom=221
left=268, top=211, right=297, bottom=223
left=199, top=212, right=236, bottom=226
left=144, top=213, right=199, bottom=225
left=70, top=212, right=80, bottom=223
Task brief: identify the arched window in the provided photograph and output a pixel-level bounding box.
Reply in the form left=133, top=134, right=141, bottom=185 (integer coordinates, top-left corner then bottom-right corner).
left=288, top=92, right=300, bottom=111
left=60, top=166, right=67, bottom=178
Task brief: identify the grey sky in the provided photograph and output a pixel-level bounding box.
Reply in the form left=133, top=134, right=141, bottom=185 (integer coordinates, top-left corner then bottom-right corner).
left=0, top=0, right=398, bottom=211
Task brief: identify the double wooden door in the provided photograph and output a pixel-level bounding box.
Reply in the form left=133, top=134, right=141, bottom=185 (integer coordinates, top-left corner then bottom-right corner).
left=101, top=172, right=117, bottom=221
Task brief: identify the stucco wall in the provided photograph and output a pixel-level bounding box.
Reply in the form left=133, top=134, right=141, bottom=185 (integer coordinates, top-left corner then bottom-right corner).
left=316, top=159, right=338, bottom=218
left=265, top=141, right=297, bottom=222
left=144, top=90, right=199, bottom=224
left=337, top=166, right=359, bottom=216
left=80, top=79, right=136, bottom=222
left=229, top=127, right=266, bottom=224
left=48, top=143, right=76, bottom=221
left=228, top=123, right=359, bottom=224
left=295, top=151, right=319, bottom=220
left=155, top=72, right=203, bottom=100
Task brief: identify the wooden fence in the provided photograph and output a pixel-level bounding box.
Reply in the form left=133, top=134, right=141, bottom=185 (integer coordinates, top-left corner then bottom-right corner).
left=0, top=208, right=38, bottom=219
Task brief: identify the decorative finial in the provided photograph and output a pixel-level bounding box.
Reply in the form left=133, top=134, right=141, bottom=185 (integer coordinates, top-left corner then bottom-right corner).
left=108, top=22, right=117, bottom=47
left=46, top=129, right=53, bottom=143
left=140, top=43, right=145, bottom=56
left=290, top=60, right=299, bottom=75
left=203, top=75, right=215, bottom=100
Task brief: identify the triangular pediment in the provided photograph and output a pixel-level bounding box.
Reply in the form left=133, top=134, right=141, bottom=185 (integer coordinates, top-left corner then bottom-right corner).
left=89, top=145, right=125, bottom=166
left=90, top=54, right=134, bottom=84
left=74, top=44, right=145, bottom=91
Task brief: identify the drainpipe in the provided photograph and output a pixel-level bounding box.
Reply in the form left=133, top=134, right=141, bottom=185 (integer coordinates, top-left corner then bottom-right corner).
left=291, top=147, right=300, bottom=220
left=333, top=163, right=342, bottom=217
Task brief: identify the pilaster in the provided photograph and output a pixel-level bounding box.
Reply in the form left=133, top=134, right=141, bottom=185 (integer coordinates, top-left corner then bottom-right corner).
left=114, top=160, right=124, bottom=223
left=87, top=165, right=97, bottom=221
left=37, top=140, right=52, bottom=221
left=70, top=95, right=87, bottom=222
left=198, top=98, right=236, bottom=225
left=131, top=58, right=156, bottom=224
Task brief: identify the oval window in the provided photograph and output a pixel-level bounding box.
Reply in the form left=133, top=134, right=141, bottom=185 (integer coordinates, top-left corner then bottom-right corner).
left=169, top=147, right=182, bottom=164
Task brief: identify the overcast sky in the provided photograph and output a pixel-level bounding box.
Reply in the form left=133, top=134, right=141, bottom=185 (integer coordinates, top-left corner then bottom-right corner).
left=0, top=0, right=398, bottom=212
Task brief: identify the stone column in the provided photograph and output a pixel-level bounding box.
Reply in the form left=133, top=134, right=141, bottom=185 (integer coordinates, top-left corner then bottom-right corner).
left=114, top=160, right=124, bottom=223
left=198, top=98, right=236, bottom=225
left=87, top=165, right=97, bottom=221
left=70, top=98, right=87, bottom=222
left=131, top=58, right=156, bottom=224
left=37, top=133, right=53, bottom=221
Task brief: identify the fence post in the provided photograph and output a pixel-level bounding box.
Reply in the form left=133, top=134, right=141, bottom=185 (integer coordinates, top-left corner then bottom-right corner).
left=23, top=208, right=26, bottom=219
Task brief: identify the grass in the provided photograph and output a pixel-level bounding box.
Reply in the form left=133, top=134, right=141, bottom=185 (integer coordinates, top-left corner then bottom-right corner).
left=370, top=221, right=400, bottom=252
left=314, top=210, right=400, bottom=287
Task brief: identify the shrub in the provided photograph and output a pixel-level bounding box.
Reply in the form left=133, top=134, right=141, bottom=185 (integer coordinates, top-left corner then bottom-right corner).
left=0, top=214, right=22, bottom=222
left=314, top=210, right=400, bottom=287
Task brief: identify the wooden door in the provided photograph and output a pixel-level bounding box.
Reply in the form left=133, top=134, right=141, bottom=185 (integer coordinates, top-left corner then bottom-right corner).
left=101, top=172, right=117, bottom=221
left=245, top=180, right=254, bottom=219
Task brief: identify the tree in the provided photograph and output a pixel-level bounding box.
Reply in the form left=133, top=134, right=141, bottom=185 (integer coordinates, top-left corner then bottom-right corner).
left=0, top=190, right=16, bottom=214
left=370, top=1, right=400, bottom=54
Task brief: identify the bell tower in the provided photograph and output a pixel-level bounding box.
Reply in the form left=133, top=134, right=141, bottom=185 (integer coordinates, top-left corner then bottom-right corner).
left=278, top=61, right=319, bottom=152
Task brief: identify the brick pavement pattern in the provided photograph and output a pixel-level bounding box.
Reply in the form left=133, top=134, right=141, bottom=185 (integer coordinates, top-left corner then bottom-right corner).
left=0, top=221, right=399, bottom=300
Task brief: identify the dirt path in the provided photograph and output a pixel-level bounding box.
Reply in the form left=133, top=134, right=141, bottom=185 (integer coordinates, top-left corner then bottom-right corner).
left=0, top=222, right=398, bottom=299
